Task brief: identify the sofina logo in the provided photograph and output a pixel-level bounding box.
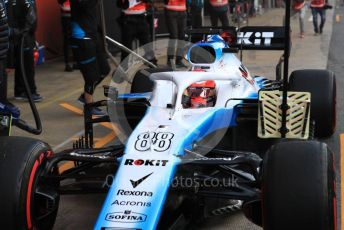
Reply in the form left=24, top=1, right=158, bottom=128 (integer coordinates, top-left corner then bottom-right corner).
left=105, top=210, right=147, bottom=223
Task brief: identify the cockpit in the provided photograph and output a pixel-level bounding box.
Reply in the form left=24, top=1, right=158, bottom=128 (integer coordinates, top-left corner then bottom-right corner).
left=182, top=81, right=217, bottom=109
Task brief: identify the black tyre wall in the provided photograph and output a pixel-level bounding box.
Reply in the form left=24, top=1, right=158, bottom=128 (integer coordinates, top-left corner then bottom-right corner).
left=0, top=136, right=57, bottom=229
left=289, top=69, right=336, bottom=138
left=262, top=141, right=336, bottom=230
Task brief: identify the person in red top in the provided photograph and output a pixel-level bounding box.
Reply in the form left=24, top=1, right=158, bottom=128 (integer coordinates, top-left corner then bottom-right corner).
left=292, top=0, right=306, bottom=38
left=165, top=0, right=187, bottom=68
left=209, top=0, right=229, bottom=27
left=310, top=0, right=327, bottom=34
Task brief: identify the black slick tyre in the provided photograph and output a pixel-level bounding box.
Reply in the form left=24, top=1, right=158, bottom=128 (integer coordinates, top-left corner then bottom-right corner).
left=0, top=136, right=59, bottom=230
left=289, top=69, right=336, bottom=138
left=262, top=140, right=336, bottom=230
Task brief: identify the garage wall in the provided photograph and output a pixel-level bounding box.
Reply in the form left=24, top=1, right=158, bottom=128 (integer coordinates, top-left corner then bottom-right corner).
left=35, top=0, right=63, bottom=59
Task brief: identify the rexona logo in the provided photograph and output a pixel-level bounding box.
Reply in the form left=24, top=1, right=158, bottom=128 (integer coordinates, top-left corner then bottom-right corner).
left=117, top=189, right=153, bottom=197
left=105, top=210, right=147, bottom=223
left=124, top=159, right=168, bottom=167
left=111, top=199, right=151, bottom=207
left=237, top=32, right=274, bottom=46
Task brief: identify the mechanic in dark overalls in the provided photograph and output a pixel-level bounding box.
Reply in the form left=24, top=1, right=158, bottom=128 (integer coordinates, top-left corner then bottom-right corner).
left=6, top=0, right=42, bottom=102
left=70, top=0, right=110, bottom=116
left=0, top=0, right=9, bottom=103
left=58, top=0, right=74, bottom=72
left=188, top=0, right=203, bottom=28
left=117, top=0, right=157, bottom=68
left=188, top=0, right=203, bottom=43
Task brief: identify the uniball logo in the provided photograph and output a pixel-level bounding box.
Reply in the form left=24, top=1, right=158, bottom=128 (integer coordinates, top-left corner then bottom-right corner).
left=124, top=159, right=169, bottom=166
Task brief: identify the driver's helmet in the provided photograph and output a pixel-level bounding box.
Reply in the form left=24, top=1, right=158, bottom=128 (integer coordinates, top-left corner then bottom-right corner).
left=182, top=81, right=216, bottom=108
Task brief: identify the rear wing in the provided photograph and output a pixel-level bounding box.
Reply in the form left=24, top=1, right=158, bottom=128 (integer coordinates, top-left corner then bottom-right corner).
left=186, top=26, right=286, bottom=51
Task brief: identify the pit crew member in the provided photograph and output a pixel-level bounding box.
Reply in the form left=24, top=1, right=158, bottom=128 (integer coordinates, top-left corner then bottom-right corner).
left=70, top=0, right=110, bottom=116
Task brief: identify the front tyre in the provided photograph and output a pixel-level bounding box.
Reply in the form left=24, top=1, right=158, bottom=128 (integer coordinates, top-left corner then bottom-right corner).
left=262, top=141, right=336, bottom=230
left=0, top=137, right=59, bottom=229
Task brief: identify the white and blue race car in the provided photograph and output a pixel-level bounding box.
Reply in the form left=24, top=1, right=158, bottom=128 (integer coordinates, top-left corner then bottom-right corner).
left=0, top=9, right=337, bottom=230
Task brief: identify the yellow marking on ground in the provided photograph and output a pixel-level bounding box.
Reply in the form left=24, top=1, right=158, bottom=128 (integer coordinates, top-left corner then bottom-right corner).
left=59, top=102, right=113, bottom=130
left=58, top=103, right=117, bottom=172
left=99, top=122, right=122, bottom=137
left=336, top=14, right=341, bottom=23
left=60, top=102, right=83, bottom=115
left=58, top=132, right=116, bottom=173
left=100, top=122, right=113, bottom=130
left=21, top=88, right=83, bottom=116
left=59, top=161, right=75, bottom=174
left=340, top=134, right=344, bottom=227
left=94, top=131, right=117, bottom=148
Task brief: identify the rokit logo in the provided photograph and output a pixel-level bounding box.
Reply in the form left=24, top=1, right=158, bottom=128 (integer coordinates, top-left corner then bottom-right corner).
left=105, top=210, right=147, bottom=223
left=117, top=189, right=153, bottom=197
left=237, top=32, right=274, bottom=45
left=111, top=200, right=151, bottom=207
left=124, top=159, right=169, bottom=167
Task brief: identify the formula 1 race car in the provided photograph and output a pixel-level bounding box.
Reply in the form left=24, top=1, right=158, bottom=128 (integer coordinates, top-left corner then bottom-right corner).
left=0, top=1, right=337, bottom=229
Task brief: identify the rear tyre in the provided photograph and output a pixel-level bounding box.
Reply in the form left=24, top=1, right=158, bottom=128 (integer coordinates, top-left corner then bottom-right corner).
left=289, top=69, right=336, bottom=138
left=0, top=137, right=59, bottom=230
left=262, top=141, right=336, bottom=230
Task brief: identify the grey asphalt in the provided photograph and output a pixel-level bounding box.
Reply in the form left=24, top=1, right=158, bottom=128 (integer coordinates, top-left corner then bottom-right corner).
left=6, top=2, right=342, bottom=229
left=326, top=2, right=344, bottom=229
